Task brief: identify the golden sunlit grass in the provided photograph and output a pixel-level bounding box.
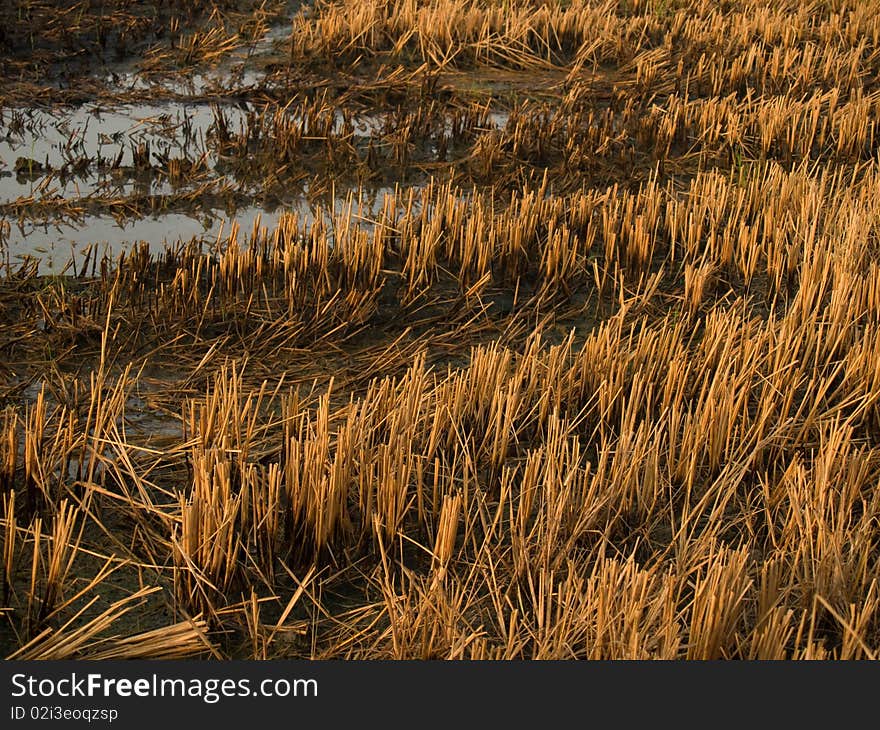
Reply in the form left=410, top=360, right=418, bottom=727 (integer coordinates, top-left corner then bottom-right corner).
left=2, top=0, right=880, bottom=660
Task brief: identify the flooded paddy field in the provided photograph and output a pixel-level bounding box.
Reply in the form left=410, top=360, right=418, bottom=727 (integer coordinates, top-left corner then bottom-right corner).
left=3, top=0, right=880, bottom=660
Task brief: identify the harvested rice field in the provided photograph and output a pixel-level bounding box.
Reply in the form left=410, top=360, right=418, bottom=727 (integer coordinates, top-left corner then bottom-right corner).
left=2, top=0, right=880, bottom=660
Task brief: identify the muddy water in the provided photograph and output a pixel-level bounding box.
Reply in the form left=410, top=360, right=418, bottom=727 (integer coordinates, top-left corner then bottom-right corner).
left=0, top=7, right=507, bottom=276
left=0, top=100, right=387, bottom=206
left=1, top=187, right=407, bottom=274
left=0, top=11, right=298, bottom=274
left=0, top=95, right=492, bottom=274
left=0, top=102, right=247, bottom=200
left=2, top=210, right=264, bottom=273
left=0, top=92, right=404, bottom=274
left=0, top=101, right=241, bottom=272
left=98, top=15, right=294, bottom=95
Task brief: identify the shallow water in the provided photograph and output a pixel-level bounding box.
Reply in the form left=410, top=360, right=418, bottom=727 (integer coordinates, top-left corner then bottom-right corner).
left=0, top=93, right=410, bottom=274
left=0, top=4, right=497, bottom=277
left=97, top=10, right=293, bottom=96
left=0, top=102, right=247, bottom=203
left=3, top=211, right=253, bottom=274
left=1, top=186, right=409, bottom=274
